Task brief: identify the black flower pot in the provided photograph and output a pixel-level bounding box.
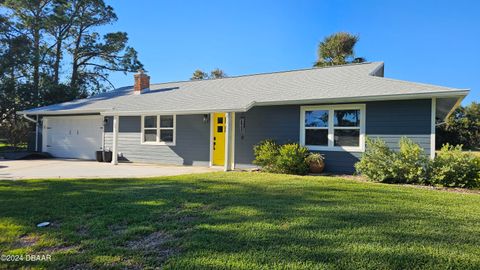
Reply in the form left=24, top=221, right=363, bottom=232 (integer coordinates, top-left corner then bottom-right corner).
left=102, top=151, right=112, bottom=163
left=96, top=151, right=104, bottom=162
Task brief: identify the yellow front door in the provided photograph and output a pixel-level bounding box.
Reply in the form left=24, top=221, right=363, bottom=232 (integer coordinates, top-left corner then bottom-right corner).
left=213, top=113, right=226, bottom=165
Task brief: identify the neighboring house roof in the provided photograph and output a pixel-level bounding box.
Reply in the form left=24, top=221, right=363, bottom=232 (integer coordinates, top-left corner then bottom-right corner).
left=19, top=62, right=468, bottom=116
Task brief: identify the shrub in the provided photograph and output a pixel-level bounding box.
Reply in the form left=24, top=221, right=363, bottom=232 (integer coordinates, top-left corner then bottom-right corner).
left=356, top=137, right=430, bottom=183
left=394, top=137, right=429, bottom=184
left=354, top=137, right=397, bottom=182
left=275, top=143, right=309, bottom=175
left=253, top=140, right=309, bottom=175
left=253, top=140, right=279, bottom=172
left=429, top=144, right=480, bottom=188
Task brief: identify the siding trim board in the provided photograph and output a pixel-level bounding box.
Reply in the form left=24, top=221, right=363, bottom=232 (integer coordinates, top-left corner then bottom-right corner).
left=430, top=98, right=436, bottom=159
left=209, top=113, right=214, bottom=167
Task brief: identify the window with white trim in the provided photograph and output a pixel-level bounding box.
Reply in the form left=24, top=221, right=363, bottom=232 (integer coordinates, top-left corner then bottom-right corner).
left=300, top=104, right=365, bottom=151
left=141, top=115, right=176, bottom=145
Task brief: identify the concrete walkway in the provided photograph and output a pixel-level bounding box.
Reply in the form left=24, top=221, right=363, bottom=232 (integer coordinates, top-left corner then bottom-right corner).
left=0, top=159, right=221, bottom=180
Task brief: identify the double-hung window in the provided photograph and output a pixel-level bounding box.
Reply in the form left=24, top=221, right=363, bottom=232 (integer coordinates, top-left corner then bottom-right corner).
left=300, top=104, right=365, bottom=151
left=141, top=115, right=176, bottom=145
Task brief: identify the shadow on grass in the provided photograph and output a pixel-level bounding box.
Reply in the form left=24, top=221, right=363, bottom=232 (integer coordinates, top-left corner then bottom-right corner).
left=0, top=173, right=479, bottom=269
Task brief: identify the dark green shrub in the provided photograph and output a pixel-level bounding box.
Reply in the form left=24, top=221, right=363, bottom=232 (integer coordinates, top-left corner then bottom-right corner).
left=429, top=144, right=480, bottom=188
left=354, top=137, right=397, bottom=181
left=275, top=143, right=309, bottom=175
left=253, top=140, right=309, bottom=175
left=253, top=140, right=279, bottom=172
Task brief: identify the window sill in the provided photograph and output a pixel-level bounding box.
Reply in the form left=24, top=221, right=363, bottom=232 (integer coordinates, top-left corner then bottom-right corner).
left=306, top=145, right=365, bottom=152
left=141, top=142, right=175, bottom=146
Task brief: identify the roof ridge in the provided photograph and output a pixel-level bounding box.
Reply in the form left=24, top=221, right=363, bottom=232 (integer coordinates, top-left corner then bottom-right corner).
left=148, top=61, right=382, bottom=87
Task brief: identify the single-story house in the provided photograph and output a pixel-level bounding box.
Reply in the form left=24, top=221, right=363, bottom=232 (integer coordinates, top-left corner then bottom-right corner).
left=19, top=62, right=468, bottom=173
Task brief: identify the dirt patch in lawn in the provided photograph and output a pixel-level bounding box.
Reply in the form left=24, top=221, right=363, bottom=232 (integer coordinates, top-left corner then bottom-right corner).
left=126, top=231, right=178, bottom=265
left=41, top=244, right=81, bottom=253
left=15, top=234, right=40, bottom=248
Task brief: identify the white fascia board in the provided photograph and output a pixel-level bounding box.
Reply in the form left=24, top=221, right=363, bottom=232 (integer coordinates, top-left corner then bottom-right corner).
left=17, top=109, right=107, bottom=115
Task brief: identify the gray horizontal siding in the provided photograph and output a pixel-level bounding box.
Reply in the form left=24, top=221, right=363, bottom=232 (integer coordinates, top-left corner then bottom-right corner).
left=235, top=105, right=300, bottom=166
left=316, top=151, right=362, bottom=174
left=104, top=114, right=209, bottom=166
left=368, top=134, right=431, bottom=154
left=366, top=99, right=431, bottom=135
left=104, top=116, right=140, bottom=133
left=234, top=99, right=432, bottom=174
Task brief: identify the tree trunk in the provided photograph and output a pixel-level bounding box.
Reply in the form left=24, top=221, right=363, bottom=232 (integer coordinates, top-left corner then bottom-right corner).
left=33, top=27, right=40, bottom=105
left=70, top=28, right=83, bottom=89
left=53, top=33, right=63, bottom=84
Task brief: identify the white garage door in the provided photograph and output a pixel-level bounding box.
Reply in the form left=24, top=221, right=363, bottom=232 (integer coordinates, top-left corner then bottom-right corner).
left=43, top=116, right=103, bottom=160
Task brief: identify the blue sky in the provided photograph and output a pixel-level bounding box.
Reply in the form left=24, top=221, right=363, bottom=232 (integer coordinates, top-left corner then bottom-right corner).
left=103, top=0, right=479, bottom=104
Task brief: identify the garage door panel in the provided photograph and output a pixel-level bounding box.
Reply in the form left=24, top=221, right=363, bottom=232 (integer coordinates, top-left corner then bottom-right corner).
left=44, top=116, right=103, bottom=160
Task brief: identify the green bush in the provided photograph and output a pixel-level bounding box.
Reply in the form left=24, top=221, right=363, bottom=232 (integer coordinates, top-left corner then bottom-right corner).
left=354, top=137, right=397, bottom=182
left=275, top=143, right=309, bottom=175
left=394, top=137, right=429, bottom=184
left=253, top=140, right=279, bottom=172
left=429, top=144, right=480, bottom=188
left=253, top=140, right=309, bottom=175
left=356, top=138, right=480, bottom=188
left=355, top=137, right=430, bottom=183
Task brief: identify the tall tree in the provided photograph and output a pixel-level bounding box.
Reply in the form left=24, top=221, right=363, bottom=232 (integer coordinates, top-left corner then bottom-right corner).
left=68, top=0, right=141, bottom=92
left=2, top=0, right=53, bottom=103
left=314, top=32, right=365, bottom=67
left=46, top=0, right=78, bottom=84
left=0, top=14, right=32, bottom=122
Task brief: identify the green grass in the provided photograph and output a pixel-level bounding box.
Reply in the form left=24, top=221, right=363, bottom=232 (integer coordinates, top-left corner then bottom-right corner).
left=0, top=142, right=27, bottom=153
left=1, top=172, right=479, bottom=269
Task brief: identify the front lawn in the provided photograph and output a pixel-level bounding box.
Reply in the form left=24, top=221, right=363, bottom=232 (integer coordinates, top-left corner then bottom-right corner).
left=0, top=172, right=479, bottom=269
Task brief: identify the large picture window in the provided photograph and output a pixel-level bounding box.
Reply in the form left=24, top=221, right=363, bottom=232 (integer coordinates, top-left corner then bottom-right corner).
left=141, top=115, right=176, bottom=145
left=300, top=104, right=365, bottom=151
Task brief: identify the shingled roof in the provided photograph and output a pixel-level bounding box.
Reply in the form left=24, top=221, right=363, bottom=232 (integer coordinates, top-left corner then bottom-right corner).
left=20, top=62, right=468, bottom=116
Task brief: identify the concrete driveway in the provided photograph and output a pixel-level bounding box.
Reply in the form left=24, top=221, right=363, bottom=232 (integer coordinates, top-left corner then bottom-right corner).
left=0, top=159, right=221, bottom=180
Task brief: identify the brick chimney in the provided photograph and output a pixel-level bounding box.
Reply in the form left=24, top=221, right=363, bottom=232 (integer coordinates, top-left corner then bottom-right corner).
left=134, top=69, right=150, bottom=94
